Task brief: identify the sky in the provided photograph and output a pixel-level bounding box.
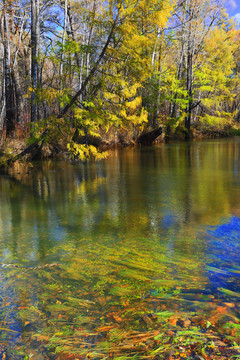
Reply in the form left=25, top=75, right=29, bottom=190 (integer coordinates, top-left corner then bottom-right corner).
left=227, top=0, right=240, bottom=23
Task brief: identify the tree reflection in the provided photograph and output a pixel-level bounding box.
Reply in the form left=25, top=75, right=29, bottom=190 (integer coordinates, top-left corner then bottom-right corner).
left=0, top=139, right=240, bottom=358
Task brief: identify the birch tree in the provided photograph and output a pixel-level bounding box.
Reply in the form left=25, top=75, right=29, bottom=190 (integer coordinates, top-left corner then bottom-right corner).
left=166, top=0, right=225, bottom=138
left=31, top=0, right=40, bottom=124
left=2, top=0, right=16, bottom=135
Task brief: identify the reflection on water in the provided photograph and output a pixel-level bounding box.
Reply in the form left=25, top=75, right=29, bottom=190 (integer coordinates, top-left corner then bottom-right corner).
left=0, top=138, right=240, bottom=358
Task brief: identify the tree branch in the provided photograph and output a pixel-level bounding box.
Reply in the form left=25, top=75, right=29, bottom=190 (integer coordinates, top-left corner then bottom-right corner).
left=1, top=5, right=121, bottom=167
left=57, top=10, right=120, bottom=119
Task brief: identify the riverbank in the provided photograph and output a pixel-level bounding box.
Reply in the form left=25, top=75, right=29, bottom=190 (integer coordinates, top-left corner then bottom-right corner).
left=1, top=123, right=240, bottom=165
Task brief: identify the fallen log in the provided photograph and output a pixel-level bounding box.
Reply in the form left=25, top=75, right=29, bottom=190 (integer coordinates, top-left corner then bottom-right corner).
left=137, top=127, right=162, bottom=145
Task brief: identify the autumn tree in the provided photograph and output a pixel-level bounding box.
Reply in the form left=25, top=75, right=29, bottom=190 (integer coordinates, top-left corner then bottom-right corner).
left=0, top=0, right=239, bottom=162
left=195, top=24, right=239, bottom=128
left=160, top=0, right=228, bottom=139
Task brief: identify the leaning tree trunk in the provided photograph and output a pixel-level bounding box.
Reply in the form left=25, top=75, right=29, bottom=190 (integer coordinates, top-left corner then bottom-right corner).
left=137, top=127, right=162, bottom=145
left=0, top=9, right=121, bottom=167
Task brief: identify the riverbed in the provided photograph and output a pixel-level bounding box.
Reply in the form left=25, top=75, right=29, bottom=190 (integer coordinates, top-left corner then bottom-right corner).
left=0, top=138, right=240, bottom=359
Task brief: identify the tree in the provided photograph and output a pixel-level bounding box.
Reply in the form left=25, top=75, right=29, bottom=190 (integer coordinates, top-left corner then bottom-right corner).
left=2, top=0, right=17, bottom=135
left=195, top=25, right=239, bottom=127
left=0, top=0, right=239, bottom=163
left=162, top=0, right=227, bottom=139
left=0, top=0, right=29, bottom=136
left=31, top=0, right=40, bottom=124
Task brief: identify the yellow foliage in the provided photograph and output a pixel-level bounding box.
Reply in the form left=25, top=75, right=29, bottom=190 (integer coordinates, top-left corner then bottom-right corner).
left=199, top=113, right=233, bottom=128
left=67, top=142, right=108, bottom=161
left=126, top=96, right=142, bottom=110
left=122, top=83, right=141, bottom=99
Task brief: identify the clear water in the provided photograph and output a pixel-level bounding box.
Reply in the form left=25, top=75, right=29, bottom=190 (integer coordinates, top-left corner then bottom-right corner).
left=0, top=138, right=240, bottom=358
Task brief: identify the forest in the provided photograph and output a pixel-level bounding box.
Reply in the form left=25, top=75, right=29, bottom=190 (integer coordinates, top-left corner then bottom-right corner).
left=0, top=0, right=240, bottom=162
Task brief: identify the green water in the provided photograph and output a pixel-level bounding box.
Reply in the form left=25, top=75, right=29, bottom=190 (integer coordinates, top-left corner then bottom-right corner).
left=0, top=138, right=240, bottom=359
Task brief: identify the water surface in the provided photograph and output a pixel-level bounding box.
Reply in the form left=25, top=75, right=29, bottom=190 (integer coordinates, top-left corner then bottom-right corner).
left=0, top=138, right=240, bottom=359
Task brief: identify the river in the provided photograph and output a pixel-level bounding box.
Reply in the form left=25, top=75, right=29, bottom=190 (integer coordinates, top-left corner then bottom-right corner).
left=0, top=138, right=240, bottom=359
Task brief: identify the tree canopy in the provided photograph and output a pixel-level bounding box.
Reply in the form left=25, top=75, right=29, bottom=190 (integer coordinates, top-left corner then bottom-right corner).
left=0, top=0, right=239, bottom=160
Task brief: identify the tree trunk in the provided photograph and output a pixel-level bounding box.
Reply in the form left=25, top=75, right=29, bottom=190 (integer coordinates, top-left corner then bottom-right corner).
left=3, top=0, right=16, bottom=136
left=31, top=0, right=40, bottom=124
left=0, top=44, right=6, bottom=132
left=1, top=8, right=120, bottom=167
left=185, top=1, right=193, bottom=140
left=137, top=127, right=162, bottom=145
left=166, top=6, right=187, bottom=140
left=13, top=59, right=25, bottom=125
left=59, top=0, right=68, bottom=96
left=185, top=50, right=193, bottom=139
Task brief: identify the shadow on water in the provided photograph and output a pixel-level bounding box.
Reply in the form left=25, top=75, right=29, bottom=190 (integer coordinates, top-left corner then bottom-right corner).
left=0, top=138, right=240, bottom=358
